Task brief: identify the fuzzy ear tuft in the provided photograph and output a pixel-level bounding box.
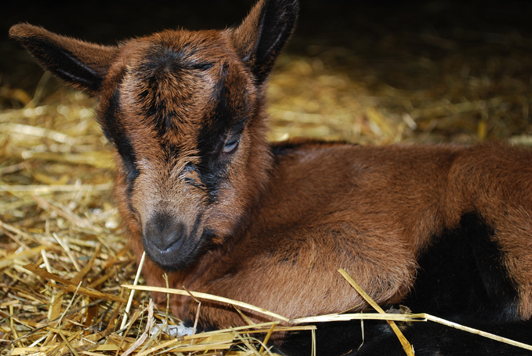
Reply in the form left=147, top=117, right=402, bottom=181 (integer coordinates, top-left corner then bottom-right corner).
left=9, top=24, right=119, bottom=96
left=231, top=0, right=299, bottom=85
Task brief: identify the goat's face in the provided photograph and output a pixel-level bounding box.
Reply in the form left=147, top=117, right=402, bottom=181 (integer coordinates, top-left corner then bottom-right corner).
left=10, top=0, right=298, bottom=270
left=104, top=32, right=263, bottom=270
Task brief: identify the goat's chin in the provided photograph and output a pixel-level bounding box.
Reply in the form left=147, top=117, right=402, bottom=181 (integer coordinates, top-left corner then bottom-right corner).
left=142, top=235, right=203, bottom=272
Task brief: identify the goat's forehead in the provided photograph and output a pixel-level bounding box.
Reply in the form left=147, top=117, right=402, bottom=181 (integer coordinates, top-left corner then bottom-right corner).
left=120, top=32, right=231, bottom=106
left=128, top=29, right=232, bottom=66
left=100, top=30, right=254, bottom=160
left=117, top=33, right=231, bottom=113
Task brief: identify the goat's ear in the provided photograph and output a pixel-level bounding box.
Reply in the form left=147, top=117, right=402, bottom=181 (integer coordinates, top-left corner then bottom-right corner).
left=9, top=24, right=119, bottom=96
left=231, top=0, right=298, bottom=85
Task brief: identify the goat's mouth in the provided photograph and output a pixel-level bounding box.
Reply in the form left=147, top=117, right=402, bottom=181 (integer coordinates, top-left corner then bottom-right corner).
left=142, top=231, right=204, bottom=271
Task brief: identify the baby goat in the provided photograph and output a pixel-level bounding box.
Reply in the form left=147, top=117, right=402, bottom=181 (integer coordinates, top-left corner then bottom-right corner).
left=10, top=0, right=532, bottom=354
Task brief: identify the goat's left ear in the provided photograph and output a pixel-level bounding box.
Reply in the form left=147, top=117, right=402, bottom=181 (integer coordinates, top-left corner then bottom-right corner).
left=231, top=0, right=299, bottom=85
left=9, top=24, right=119, bottom=96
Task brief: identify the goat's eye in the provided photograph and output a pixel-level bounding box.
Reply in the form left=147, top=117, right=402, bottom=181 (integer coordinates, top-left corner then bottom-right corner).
left=223, top=135, right=240, bottom=154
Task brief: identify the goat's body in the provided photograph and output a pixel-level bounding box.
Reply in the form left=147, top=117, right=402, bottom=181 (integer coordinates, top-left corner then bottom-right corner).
left=135, top=141, right=532, bottom=330
left=11, top=0, right=532, bottom=353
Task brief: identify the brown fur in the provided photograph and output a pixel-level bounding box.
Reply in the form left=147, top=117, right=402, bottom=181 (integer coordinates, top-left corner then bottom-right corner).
left=9, top=0, right=532, bottom=337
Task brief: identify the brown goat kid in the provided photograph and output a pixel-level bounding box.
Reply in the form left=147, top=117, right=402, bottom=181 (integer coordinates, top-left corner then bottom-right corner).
left=10, top=0, right=532, bottom=354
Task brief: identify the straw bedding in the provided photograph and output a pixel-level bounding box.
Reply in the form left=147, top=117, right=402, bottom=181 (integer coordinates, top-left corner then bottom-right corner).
left=1, top=1, right=532, bottom=355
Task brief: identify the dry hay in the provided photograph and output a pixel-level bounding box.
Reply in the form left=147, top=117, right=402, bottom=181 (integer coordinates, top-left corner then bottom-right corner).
left=268, top=51, right=532, bottom=145
left=2, top=17, right=532, bottom=355
left=0, top=83, right=301, bottom=355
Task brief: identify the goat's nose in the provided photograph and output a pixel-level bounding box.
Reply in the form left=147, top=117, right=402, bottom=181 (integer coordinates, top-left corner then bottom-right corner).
left=144, top=213, right=185, bottom=252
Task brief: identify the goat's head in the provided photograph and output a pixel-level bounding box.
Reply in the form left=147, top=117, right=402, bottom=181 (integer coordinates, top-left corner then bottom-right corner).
left=10, top=0, right=299, bottom=270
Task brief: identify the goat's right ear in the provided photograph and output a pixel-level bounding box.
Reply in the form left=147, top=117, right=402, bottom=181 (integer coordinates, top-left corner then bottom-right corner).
left=9, top=24, right=119, bottom=96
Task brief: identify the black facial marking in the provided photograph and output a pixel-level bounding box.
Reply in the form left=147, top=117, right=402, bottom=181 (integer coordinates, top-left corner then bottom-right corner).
left=183, top=177, right=207, bottom=191
left=189, top=211, right=206, bottom=246
left=195, top=64, right=250, bottom=202
left=100, top=73, right=140, bottom=198
left=179, top=164, right=218, bottom=205
left=182, top=168, right=209, bottom=194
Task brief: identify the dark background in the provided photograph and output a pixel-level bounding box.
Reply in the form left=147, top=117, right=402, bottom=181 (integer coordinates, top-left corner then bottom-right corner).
left=2, top=0, right=532, bottom=93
